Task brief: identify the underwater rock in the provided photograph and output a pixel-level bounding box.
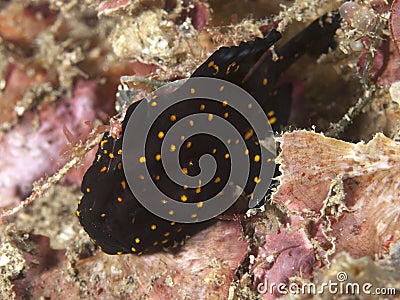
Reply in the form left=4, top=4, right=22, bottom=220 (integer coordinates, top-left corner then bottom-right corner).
left=274, top=130, right=400, bottom=258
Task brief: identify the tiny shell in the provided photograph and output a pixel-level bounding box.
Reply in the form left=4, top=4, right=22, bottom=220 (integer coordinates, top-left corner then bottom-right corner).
left=273, top=130, right=400, bottom=257
left=97, top=0, right=131, bottom=16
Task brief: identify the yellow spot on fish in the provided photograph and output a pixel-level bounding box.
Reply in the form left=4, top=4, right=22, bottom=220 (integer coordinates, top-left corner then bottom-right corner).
left=254, top=177, right=261, bottom=183
left=191, top=88, right=195, bottom=94
left=151, top=224, right=157, bottom=230
left=263, top=78, right=268, bottom=86
left=158, top=131, right=165, bottom=139
left=117, top=197, right=123, bottom=202
left=100, top=166, right=107, bottom=173
left=100, top=213, right=106, bottom=217
left=269, top=117, right=277, bottom=125
left=214, top=177, right=221, bottom=183
left=151, top=101, right=157, bottom=107
left=170, top=144, right=176, bottom=152
left=186, top=141, right=192, bottom=149
left=135, top=237, right=140, bottom=243
left=224, top=153, right=230, bottom=159
left=100, top=139, right=108, bottom=148
left=208, top=114, right=213, bottom=121
left=254, top=155, right=260, bottom=162
left=155, top=154, right=161, bottom=161
left=208, top=60, right=219, bottom=75
left=181, top=195, right=188, bottom=202
left=226, top=62, right=239, bottom=74
left=197, top=201, right=203, bottom=208
left=244, top=129, right=254, bottom=140
left=86, top=187, right=91, bottom=193
left=139, top=156, right=146, bottom=163
left=121, top=181, right=126, bottom=189
left=170, top=114, right=177, bottom=121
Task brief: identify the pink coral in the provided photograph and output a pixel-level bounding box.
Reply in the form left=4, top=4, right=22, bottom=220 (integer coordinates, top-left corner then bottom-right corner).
left=252, top=228, right=316, bottom=300
left=273, top=130, right=400, bottom=258
left=12, top=220, right=246, bottom=299
left=0, top=80, right=106, bottom=208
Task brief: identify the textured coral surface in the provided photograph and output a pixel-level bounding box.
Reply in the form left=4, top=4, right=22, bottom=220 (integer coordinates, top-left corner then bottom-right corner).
left=1, top=0, right=400, bottom=299
left=275, top=131, right=400, bottom=257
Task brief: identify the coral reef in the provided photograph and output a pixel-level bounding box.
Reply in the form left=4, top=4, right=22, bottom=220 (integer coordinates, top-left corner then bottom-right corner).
left=273, top=131, right=400, bottom=259
left=0, top=0, right=400, bottom=299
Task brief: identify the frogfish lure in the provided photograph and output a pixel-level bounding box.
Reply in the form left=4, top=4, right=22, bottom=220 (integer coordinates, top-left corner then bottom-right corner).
left=78, top=13, right=341, bottom=255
